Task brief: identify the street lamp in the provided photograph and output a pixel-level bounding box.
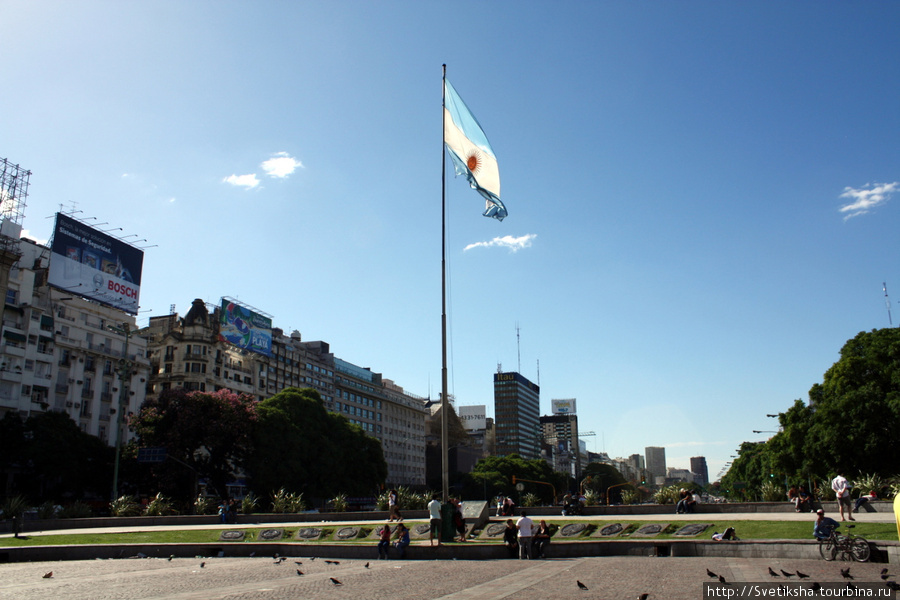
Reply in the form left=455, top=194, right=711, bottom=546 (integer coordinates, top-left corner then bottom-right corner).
left=107, top=322, right=135, bottom=501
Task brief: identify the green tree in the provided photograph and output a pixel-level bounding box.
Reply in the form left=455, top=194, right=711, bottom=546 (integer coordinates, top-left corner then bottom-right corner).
left=130, top=388, right=258, bottom=500
left=581, top=462, right=628, bottom=503
left=467, top=454, right=564, bottom=504
left=247, top=387, right=387, bottom=500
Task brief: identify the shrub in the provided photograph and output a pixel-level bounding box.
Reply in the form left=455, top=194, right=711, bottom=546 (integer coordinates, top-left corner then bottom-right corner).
left=329, top=494, right=348, bottom=512
left=621, top=489, right=641, bottom=505
left=271, top=488, right=306, bottom=513
left=653, top=485, right=680, bottom=505
left=583, top=489, right=600, bottom=506
left=242, top=492, right=259, bottom=515
left=0, top=495, right=29, bottom=520
left=852, top=473, right=884, bottom=498
left=36, top=501, right=59, bottom=520
left=759, top=481, right=783, bottom=502
left=57, top=502, right=92, bottom=519
left=144, top=493, right=177, bottom=516
left=110, top=495, right=141, bottom=517
left=520, top=492, right=540, bottom=508
left=193, top=495, right=218, bottom=516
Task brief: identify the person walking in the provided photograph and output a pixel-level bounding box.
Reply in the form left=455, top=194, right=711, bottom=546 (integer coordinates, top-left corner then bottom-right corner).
left=516, top=510, right=534, bottom=560
left=388, top=489, right=402, bottom=522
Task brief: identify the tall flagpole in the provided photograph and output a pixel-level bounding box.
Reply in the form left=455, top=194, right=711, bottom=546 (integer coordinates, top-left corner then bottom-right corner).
left=441, top=64, right=450, bottom=502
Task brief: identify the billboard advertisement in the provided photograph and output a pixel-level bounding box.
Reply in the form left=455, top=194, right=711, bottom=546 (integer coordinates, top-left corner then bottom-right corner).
left=218, top=299, right=272, bottom=356
left=48, top=213, right=144, bottom=314
left=458, top=405, right=486, bottom=431
left=551, top=398, right=576, bottom=415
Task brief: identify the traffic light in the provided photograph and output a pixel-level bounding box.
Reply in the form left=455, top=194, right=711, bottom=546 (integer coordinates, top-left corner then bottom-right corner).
left=512, top=476, right=516, bottom=484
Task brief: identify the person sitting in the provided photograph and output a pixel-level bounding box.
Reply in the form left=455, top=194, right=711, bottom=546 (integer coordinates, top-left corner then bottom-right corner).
left=377, top=524, right=392, bottom=559
left=787, top=485, right=800, bottom=510
left=796, top=486, right=812, bottom=512
left=813, top=508, right=840, bottom=540
left=532, top=520, right=552, bottom=558
left=854, top=490, right=877, bottom=513
left=393, top=523, right=410, bottom=559
left=675, top=489, right=690, bottom=514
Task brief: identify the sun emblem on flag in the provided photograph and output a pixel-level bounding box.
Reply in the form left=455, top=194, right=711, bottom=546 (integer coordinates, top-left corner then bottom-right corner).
left=466, top=150, right=483, bottom=174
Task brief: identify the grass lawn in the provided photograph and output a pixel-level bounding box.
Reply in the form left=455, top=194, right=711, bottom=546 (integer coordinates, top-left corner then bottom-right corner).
left=1, top=520, right=896, bottom=547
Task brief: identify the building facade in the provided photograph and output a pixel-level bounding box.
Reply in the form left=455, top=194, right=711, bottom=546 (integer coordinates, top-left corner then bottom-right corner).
left=690, top=456, right=709, bottom=486
left=539, top=414, right=580, bottom=477
left=493, top=371, right=540, bottom=460
left=644, top=446, right=667, bottom=485
left=0, top=236, right=150, bottom=446
left=144, top=299, right=428, bottom=487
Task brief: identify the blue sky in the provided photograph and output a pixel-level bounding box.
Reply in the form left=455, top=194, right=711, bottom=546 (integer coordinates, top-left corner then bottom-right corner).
left=3, top=1, right=898, bottom=481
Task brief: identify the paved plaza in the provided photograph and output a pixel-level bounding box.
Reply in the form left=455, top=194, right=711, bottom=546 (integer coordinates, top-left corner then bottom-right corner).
left=2, top=554, right=897, bottom=600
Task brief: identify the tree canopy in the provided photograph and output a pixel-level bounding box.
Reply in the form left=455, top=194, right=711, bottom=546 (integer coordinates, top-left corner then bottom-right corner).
left=722, top=328, right=900, bottom=496
left=466, top=454, right=566, bottom=503
left=246, top=387, right=387, bottom=500
left=129, top=388, right=257, bottom=499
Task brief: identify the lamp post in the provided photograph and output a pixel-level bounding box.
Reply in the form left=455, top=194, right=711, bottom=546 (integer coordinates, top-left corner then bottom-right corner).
left=107, top=322, right=135, bottom=502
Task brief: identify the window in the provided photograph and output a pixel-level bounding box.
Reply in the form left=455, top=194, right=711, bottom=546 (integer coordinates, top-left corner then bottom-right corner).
left=5, top=289, right=17, bottom=305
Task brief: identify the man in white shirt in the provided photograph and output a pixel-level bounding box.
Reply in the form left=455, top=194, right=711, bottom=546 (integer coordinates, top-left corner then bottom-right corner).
left=427, top=495, right=442, bottom=546
left=516, top=511, right=534, bottom=560
left=831, top=471, right=854, bottom=522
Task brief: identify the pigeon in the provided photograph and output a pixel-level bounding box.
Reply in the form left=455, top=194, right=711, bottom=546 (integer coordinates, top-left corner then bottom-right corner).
left=325, top=560, right=341, bottom=565
left=200, top=562, right=206, bottom=568
left=310, top=557, right=316, bottom=561
left=781, top=570, right=795, bottom=578
left=882, top=568, right=889, bottom=576
left=797, top=571, right=810, bottom=579
left=638, top=594, right=649, bottom=600
left=811, top=582, right=821, bottom=593
left=769, top=567, right=780, bottom=577
left=577, top=580, right=589, bottom=590
left=330, top=577, right=342, bottom=586
left=840, top=567, right=853, bottom=580
left=295, top=561, right=303, bottom=565
left=273, top=553, right=279, bottom=560
left=365, top=562, right=370, bottom=568
left=707, top=569, right=718, bottom=579
left=296, top=569, right=303, bottom=576
left=885, top=581, right=900, bottom=592
left=42, top=572, right=53, bottom=579
left=719, top=575, right=727, bottom=584
left=168, top=555, right=174, bottom=561
left=881, top=574, right=890, bottom=581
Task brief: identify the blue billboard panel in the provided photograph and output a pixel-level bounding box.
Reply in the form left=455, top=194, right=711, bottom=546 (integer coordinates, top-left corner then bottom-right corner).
left=218, top=299, right=272, bottom=356
left=47, top=213, right=144, bottom=314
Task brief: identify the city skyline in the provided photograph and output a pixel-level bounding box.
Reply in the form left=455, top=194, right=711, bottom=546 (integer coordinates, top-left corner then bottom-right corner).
left=3, top=2, right=899, bottom=480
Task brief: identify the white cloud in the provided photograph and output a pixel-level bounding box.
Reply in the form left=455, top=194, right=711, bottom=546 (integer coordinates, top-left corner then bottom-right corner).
left=223, top=173, right=260, bottom=189
left=839, top=182, right=898, bottom=220
left=261, top=152, right=303, bottom=178
left=464, top=233, right=537, bottom=252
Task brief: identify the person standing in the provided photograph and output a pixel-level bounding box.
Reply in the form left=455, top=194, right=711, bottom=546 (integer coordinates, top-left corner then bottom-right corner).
left=516, top=510, right=534, bottom=560
left=427, top=494, right=442, bottom=547
left=831, top=472, right=854, bottom=521
left=388, top=489, right=402, bottom=522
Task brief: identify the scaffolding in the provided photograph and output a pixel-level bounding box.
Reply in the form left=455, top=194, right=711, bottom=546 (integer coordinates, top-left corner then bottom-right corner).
left=0, top=157, right=30, bottom=255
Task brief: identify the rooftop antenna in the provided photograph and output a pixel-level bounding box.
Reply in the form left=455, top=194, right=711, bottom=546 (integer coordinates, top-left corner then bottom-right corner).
left=884, top=282, right=893, bottom=327
left=516, top=322, right=521, bottom=373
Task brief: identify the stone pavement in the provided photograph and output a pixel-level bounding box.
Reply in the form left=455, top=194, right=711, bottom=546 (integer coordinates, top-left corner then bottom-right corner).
left=1, top=554, right=897, bottom=600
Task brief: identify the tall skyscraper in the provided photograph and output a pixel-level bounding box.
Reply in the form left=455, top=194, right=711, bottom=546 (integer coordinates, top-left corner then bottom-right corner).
left=645, top=446, right=667, bottom=485
left=690, top=456, right=709, bottom=486
left=540, top=414, right=580, bottom=477
left=493, top=371, right=540, bottom=460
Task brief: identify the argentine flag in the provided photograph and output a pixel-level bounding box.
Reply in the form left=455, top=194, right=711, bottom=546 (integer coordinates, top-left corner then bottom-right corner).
left=444, top=79, right=507, bottom=221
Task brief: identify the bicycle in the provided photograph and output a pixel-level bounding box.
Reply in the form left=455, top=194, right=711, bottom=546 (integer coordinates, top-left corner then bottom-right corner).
left=818, top=524, right=870, bottom=562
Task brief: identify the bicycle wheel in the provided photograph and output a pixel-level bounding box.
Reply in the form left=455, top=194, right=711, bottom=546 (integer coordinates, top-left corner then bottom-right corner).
left=819, top=538, right=838, bottom=561
left=850, top=538, right=870, bottom=562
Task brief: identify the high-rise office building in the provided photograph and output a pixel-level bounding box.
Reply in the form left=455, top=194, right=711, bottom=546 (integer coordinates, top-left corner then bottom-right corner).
left=690, top=456, right=709, bottom=486
left=540, top=414, right=580, bottom=477
left=645, top=446, right=667, bottom=485
left=493, top=371, right=540, bottom=460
